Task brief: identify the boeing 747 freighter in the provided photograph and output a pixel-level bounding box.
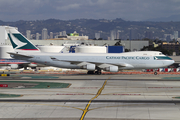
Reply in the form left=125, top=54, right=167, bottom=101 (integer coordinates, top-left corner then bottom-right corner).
left=5, top=26, right=174, bottom=75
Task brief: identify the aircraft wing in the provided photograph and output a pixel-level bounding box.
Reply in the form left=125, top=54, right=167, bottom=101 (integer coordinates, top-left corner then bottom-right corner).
left=50, top=56, right=127, bottom=68
left=7, top=52, right=33, bottom=58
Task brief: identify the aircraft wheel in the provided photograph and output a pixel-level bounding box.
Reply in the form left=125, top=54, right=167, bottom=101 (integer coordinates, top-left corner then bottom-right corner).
left=87, top=71, right=94, bottom=74
left=154, top=71, right=158, bottom=75
left=97, top=71, right=101, bottom=75
left=94, top=70, right=101, bottom=75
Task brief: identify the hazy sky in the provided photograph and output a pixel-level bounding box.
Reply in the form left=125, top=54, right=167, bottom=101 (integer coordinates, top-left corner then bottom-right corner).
left=0, top=0, right=180, bottom=21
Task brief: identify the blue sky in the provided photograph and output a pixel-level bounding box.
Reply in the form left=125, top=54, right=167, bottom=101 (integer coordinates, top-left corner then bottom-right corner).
left=0, top=0, right=180, bottom=21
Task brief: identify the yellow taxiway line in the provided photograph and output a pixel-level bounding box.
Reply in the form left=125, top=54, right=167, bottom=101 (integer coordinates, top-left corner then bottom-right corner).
left=80, top=77, right=110, bottom=120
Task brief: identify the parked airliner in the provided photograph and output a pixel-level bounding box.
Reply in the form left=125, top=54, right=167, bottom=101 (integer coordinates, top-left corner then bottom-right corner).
left=5, top=26, right=174, bottom=75
left=0, top=58, right=46, bottom=69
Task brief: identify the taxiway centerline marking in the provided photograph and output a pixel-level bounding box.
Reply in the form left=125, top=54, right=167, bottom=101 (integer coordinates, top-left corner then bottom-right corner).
left=79, top=77, right=110, bottom=120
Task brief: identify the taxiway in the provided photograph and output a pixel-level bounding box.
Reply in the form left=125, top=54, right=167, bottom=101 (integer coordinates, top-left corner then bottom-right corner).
left=0, top=74, right=180, bottom=120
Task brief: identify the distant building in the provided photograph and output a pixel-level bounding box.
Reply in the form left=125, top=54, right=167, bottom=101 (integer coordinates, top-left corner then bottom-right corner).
left=110, top=30, right=117, bottom=40
left=42, top=28, right=48, bottom=40
left=59, top=32, right=62, bottom=36
left=62, top=31, right=67, bottom=36
left=130, top=29, right=138, bottom=40
left=117, top=30, right=127, bottom=40
left=164, top=34, right=173, bottom=42
left=50, top=32, right=53, bottom=39
left=174, top=31, right=178, bottom=40
left=116, top=31, right=120, bottom=39
left=31, top=34, right=35, bottom=40
left=95, top=33, right=100, bottom=39
left=166, top=35, right=171, bottom=42
left=50, top=31, right=88, bottom=40
left=36, top=33, right=41, bottom=40
left=26, top=30, right=31, bottom=40
left=67, top=31, right=88, bottom=40
left=145, top=31, right=153, bottom=39
left=161, top=42, right=180, bottom=55
left=107, top=37, right=110, bottom=40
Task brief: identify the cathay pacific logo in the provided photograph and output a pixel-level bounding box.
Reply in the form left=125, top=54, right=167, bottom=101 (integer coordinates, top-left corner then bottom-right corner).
left=8, top=31, right=27, bottom=49
left=8, top=30, right=39, bottom=51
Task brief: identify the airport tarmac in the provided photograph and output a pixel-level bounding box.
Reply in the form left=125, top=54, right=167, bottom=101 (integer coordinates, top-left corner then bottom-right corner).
left=1, top=74, right=180, bottom=120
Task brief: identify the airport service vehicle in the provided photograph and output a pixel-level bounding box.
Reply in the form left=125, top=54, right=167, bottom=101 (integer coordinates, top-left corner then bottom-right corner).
left=6, top=26, right=174, bottom=75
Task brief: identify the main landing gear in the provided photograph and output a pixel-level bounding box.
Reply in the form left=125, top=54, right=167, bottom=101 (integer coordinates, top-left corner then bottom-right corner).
left=95, top=70, right=102, bottom=75
left=87, top=67, right=102, bottom=75
left=87, top=70, right=102, bottom=75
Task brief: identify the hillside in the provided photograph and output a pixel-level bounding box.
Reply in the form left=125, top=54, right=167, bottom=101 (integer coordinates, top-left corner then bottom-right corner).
left=1, top=18, right=180, bottom=39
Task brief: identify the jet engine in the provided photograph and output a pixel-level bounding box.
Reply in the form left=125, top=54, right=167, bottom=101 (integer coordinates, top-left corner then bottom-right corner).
left=28, top=63, right=37, bottom=67
left=104, top=66, right=118, bottom=72
left=82, top=64, right=95, bottom=70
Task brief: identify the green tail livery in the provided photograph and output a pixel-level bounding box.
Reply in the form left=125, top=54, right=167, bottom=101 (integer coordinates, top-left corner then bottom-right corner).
left=7, top=27, right=40, bottom=51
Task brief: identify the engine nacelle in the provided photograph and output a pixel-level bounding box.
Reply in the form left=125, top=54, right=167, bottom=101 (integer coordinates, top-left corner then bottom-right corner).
left=28, top=63, right=37, bottom=67
left=104, top=66, right=118, bottom=72
left=82, top=64, right=95, bottom=70
left=10, top=64, right=20, bottom=69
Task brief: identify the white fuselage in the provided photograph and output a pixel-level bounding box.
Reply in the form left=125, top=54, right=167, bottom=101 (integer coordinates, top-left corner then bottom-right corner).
left=12, top=51, right=174, bottom=70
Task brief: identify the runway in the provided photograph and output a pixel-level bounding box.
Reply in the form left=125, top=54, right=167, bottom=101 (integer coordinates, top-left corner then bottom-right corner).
left=0, top=74, right=180, bottom=120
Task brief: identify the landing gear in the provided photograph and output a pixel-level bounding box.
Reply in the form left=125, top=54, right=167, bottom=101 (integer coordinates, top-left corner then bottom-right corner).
left=154, top=71, right=157, bottom=75
left=87, top=71, right=95, bottom=74
left=24, top=66, right=27, bottom=70
left=87, top=70, right=102, bottom=75
left=31, top=67, right=36, bottom=69
left=95, top=67, right=102, bottom=75
left=87, top=67, right=102, bottom=75
left=95, top=70, right=101, bottom=75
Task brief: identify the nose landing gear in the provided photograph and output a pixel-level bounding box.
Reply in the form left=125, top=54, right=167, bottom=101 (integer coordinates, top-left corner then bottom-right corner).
left=154, top=71, right=157, bottom=75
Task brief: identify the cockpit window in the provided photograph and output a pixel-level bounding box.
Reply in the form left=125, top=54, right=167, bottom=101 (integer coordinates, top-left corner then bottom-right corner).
left=154, top=56, right=172, bottom=60
left=159, top=53, right=162, bottom=55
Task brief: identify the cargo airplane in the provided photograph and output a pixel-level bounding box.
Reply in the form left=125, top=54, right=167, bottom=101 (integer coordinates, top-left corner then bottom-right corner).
left=6, top=26, right=174, bottom=75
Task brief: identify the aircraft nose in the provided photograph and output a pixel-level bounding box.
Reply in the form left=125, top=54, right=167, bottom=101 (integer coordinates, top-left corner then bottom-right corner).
left=168, top=60, right=175, bottom=66
left=163, top=59, right=175, bottom=66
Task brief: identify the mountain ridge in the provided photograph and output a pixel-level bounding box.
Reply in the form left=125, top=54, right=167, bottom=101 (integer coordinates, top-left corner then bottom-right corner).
left=1, top=18, right=180, bottom=39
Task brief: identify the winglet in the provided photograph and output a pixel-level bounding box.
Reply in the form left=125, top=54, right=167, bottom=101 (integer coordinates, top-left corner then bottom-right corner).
left=5, top=26, right=40, bottom=52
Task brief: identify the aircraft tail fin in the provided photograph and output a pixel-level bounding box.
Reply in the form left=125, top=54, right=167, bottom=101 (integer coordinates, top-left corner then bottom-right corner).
left=5, top=26, right=40, bottom=52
